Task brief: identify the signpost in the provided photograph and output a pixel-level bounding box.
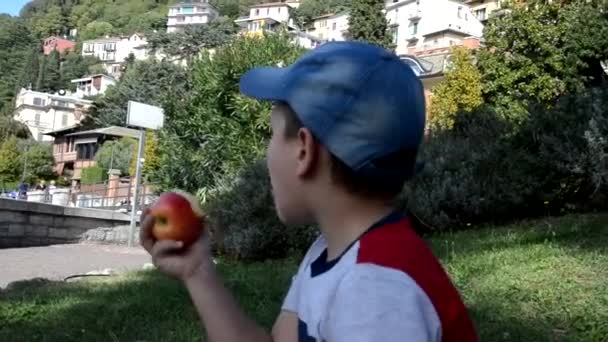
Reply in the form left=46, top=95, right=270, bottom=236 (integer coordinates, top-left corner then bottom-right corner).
left=126, top=101, right=164, bottom=247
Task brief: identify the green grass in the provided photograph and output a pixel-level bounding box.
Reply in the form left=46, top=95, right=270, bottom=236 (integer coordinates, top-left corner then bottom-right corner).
left=1, top=213, right=607, bottom=341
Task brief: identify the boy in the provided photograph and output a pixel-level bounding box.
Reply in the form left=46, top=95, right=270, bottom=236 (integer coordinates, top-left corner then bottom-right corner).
left=140, top=41, right=477, bottom=342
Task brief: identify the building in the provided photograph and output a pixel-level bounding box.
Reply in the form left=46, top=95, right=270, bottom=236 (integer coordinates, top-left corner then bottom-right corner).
left=465, top=0, right=503, bottom=23
left=43, top=36, right=76, bottom=55
left=307, top=12, right=349, bottom=42
left=71, top=74, right=117, bottom=98
left=235, top=2, right=298, bottom=36
left=45, top=126, right=140, bottom=181
left=13, top=88, right=93, bottom=142
left=385, top=0, right=483, bottom=56
left=81, top=33, right=148, bottom=78
left=167, top=1, right=219, bottom=33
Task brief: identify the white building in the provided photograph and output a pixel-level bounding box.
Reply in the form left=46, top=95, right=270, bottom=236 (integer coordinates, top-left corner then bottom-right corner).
left=82, top=33, right=148, bottom=78
left=167, top=1, right=219, bottom=33
left=13, top=88, right=92, bottom=142
left=385, top=0, right=483, bottom=56
left=235, top=2, right=298, bottom=36
left=465, top=0, right=504, bottom=23
left=70, top=74, right=117, bottom=98
left=307, top=12, right=349, bottom=42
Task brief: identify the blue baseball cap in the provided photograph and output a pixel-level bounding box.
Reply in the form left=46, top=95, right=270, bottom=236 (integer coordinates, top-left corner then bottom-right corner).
left=239, top=41, right=426, bottom=184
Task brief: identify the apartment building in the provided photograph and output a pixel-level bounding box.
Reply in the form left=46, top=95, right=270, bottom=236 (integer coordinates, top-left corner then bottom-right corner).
left=385, top=0, right=483, bottom=56
left=307, top=12, right=349, bottom=42
left=81, top=33, right=148, bottom=78
left=13, top=88, right=92, bottom=142
left=167, top=1, right=219, bottom=33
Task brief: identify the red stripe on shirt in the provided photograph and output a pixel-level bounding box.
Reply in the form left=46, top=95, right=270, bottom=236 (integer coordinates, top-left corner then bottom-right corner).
left=356, top=217, right=478, bottom=342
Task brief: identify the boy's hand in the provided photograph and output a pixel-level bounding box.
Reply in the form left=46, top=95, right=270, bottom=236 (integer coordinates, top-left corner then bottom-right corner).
left=140, top=208, right=214, bottom=282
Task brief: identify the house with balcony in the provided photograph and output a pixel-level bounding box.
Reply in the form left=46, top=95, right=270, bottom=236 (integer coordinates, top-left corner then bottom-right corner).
left=13, top=88, right=93, bottom=142
left=234, top=1, right=322, bottom=48
left=235, top=2, right=297, bottom=36
left=45, top=126, right=140, bottom=181
left=385, top=0, right=483, bottom=56
left=81, top=33, right=148, bottom=78
left=167, top=1, right=219, bottom=33
left=43, top=36, right=76, bottom=55
left=71, top=74, right=117, bottom=98
left=465, top=0, right=505, bottom=23
left=307, top=12, right=349, bottom=42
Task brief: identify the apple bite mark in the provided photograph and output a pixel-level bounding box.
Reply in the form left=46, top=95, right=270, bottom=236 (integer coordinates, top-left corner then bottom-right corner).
left=171, top=189, right=205, bottom=218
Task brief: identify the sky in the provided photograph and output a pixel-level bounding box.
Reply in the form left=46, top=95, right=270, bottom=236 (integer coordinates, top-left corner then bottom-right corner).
left=0, top=0, right=31, bottom=16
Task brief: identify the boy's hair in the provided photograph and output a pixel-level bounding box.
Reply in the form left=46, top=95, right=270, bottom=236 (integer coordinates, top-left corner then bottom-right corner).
left=278, top=102, right=408, bottom=200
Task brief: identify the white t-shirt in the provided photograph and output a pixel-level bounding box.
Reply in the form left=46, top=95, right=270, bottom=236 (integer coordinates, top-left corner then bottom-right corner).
left=281, top=212, right=477, bottom=342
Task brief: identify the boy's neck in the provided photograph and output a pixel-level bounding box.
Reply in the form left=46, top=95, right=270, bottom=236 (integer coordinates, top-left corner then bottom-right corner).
left=315, top=197, right=395, bottom=260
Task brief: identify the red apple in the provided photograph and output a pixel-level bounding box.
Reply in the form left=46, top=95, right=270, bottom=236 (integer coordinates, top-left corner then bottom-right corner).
left=149, top=190, right=205, bottom=246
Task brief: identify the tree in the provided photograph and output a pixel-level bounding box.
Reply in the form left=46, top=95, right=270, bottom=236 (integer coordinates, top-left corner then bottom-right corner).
left=60, top=52, right=104, bottom=90
left=35, top=54, right=48, bottom=92
left=19, top=140, right=55, bottom=183
left=0, top=117, right=31, bottom=144
left=16, top=48, right=41, bottom=92
left=30, top=5, right=65, bottom=38
left=147, top=19, right=238, bottom=64
left=94, top=138, right=135, bottom=176
left=0, top=15, right=36, bottom=114
left=129, top=131, right=160, bottom=181
left=0, top=137, right=23, bottom=183
left=81, top=21, right=115, bottom=40
left=39, top=50, right=63, bottom=92
left=154, top=33, right=306, bottom=192
left=429, top=47, right=483, bottom=131
left=82, top=60, right=190, bottom=128
left=293, top=0, right=350, bottom=28
left=347, top=0, right=392, bottom=49
left=477, top=0, right=608, bottom=121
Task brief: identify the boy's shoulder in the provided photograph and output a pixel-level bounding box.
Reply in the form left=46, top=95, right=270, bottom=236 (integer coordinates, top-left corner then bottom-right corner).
left=292, top=214, right=477, bottom=341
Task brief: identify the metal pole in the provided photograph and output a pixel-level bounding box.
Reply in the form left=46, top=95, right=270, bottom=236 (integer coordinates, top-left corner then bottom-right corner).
left=128, top=129, right=146, bottom=247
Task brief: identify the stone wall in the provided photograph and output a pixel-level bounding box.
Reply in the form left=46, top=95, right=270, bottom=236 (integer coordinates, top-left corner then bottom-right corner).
left=0, top=199, right=140, bottom=248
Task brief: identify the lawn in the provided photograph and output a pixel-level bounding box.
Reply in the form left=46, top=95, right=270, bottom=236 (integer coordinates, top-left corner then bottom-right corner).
left=1, top=213, right=607, bottom=341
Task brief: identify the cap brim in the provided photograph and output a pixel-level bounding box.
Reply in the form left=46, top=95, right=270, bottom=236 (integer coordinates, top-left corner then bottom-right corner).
left=239, top=66, right=289, bottom=101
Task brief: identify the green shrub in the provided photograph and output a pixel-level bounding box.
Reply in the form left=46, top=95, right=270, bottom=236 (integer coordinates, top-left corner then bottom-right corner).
left=203, top=159, right=317, bottom=261
left=154, top=33, right=306, bottom=194
left=407, top=87, right=608, bottom=230
left=81, top=166, right=105, bottom=185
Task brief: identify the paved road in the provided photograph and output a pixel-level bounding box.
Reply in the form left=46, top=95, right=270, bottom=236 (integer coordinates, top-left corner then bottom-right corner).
left=0, top=243, right=152, bottom=288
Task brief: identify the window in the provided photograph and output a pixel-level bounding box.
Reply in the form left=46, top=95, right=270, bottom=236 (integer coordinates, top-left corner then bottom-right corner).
left=267, top=8, right=270, bottom=15
left=475, top=8, right=487, bottom=21
left=389, top=26, right=398, bottom=44
left=34, top=113, right=41, bottom=125
left=408, top=21, right=418, bottom=35
left=278, top=7, right=281, bottom=13
left=177, top=16, right=185, bottom=22
left=255, top=9, right=259, bottom=15
left=112, top=65, right=121, bottom=74
left=33, top=97, right=45, bottom=107
left=77, top=143, right=96, bottom=160
left=332, top=22, right=337, bottom=30
left=62, top=114, right=68, bottom=127
left=183, top=6, right=194, bottom=13
left=457, top=6, right=462, bottom=18
left=55, top=100, right=68, bottom=108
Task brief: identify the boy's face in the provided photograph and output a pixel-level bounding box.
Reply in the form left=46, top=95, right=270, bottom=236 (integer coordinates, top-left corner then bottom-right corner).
left=266, top=105, right=313, bottom=226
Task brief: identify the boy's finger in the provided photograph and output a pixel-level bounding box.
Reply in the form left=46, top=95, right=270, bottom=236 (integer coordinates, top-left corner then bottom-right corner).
left=140, top=210, right=156, bottom=252
left=151, top=240, right=184, bottom=258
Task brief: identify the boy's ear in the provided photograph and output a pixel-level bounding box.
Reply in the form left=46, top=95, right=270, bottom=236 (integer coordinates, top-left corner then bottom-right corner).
left=295, top=127, right=319, bottom=178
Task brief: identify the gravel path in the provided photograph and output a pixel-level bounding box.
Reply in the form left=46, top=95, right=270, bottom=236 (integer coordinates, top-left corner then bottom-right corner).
left=0, top=243, right=152, bottom=288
